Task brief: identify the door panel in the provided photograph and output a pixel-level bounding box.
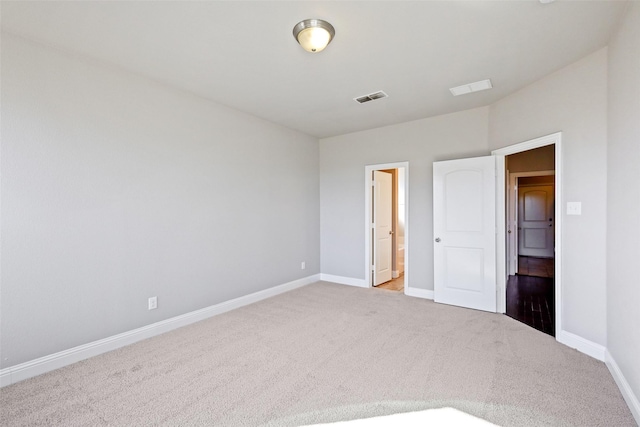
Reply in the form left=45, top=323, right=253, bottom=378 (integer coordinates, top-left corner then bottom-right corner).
left=374, top=171, right=393, bottom=285
left=434, top=156, right=496, bottom=312
left=518, top=185, right=554, bottom=258
left=523, top=228, right=547, bottom=248
left=445, top=170, right=483, bottom=232
left=445, top=247, right=484, bottom=291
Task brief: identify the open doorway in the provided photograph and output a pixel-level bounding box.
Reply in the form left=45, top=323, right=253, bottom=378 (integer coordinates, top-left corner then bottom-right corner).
left=505, top=146, right=556, bottom=336
left=433, top=134, right=562, bottom=335
left=365, top=163, right=408, bottom=293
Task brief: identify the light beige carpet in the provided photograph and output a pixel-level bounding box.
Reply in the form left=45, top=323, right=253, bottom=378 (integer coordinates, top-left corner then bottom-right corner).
left=0, top=282, right=635, bottom=426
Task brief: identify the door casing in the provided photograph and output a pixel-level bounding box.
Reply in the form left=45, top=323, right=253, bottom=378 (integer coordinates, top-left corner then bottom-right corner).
left=493, top=132, right=562, bottom=336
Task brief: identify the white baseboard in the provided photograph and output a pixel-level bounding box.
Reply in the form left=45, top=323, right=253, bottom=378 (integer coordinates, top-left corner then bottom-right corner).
left=320, top=274, right=367, bottom=288
left=606, top=350, right=640, bottom=424
left=0, top=274, right=320, bottom=388
left=556, top=330, right=606, bottom=361
left=404, top=287, right=434, bottom=300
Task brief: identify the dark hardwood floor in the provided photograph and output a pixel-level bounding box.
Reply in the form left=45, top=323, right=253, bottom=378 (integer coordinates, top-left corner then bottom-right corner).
left=506, top=272, right=555, bottom=337
left=517, top=256, right=554, bottom=278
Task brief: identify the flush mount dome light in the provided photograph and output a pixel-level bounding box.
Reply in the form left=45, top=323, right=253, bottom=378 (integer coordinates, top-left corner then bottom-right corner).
left=293, top=19, right=335, bottom=53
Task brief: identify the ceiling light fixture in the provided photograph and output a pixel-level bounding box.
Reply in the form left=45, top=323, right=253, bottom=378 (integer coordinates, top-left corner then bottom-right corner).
left=293, top=19, right=335, bottom=53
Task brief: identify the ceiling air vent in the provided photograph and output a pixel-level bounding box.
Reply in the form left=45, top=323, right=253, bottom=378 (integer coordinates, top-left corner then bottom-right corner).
left=354, top=91, right=388, bottom=104
left=449, top=79, right=493, bottom=96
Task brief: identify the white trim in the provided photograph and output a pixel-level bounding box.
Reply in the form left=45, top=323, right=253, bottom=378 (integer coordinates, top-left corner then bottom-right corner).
left=606, top=350, right=640, bottom=424
left=364, top=162, right=410, bottom=293
left=492, top=133, right=562, bottom=333
left=513, top=170, right=556, bottom=180
left=492, top=132, right=561, bottom=156
left=556, top=330, right=606, bottom=361
left=0, top=274, right=320, bottom=388
left=495, top=155, right=506, bottom=313
left=320, top=274, right=367, bottom=288
left=404, top=287, right=434, bottom=300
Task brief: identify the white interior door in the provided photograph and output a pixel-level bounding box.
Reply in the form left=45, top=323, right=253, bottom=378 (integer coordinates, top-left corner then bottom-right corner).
left=518, top=184, right=554, bottom=258
left=433, top=156, right=497, bottom=312
left=373, top=171, right=393, bottom=286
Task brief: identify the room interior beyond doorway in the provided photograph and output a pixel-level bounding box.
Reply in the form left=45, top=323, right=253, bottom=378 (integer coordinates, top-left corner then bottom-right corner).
left=505, top=144, right=556, bottom=336
left=373, top=168, right=405, bottom=292
left=365, top=163, right=408, bottom=293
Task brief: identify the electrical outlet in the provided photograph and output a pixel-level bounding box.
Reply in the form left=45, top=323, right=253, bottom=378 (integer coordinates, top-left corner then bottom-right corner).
left=301, top=261, right=306, bottom=270
left=148, top=296, right=157, bottom=310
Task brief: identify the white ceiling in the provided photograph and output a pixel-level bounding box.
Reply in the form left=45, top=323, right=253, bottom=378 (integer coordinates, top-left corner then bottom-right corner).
left=1, top=1, right=628, bottom=138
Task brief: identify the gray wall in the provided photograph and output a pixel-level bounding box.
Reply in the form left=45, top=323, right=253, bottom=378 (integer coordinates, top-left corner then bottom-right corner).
left=607, top=1, right=640, bottom=412
left=0, top=34, right=320, bottom=368
left=488, top=49, right=608, bottom=347
left=319, top=107, right=489, bottom=290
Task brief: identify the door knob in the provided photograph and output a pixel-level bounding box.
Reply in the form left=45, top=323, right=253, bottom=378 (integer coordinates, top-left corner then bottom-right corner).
left=389, top=231, right=394, bottom=235
left=435, top=237, right=441, bottom=243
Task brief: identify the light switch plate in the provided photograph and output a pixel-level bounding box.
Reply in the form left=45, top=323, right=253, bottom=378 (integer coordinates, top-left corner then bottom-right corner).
left=567, top=202, right=582, bottom=215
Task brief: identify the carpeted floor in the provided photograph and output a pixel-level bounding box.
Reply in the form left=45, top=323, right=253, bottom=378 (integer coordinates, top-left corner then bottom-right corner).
left=0, top=282, right=635, bottom=426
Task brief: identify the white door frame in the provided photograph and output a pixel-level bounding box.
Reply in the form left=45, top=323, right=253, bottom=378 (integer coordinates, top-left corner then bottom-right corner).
left=492, top=132, right=562, bottom=336
left=365, top=162, right=409, bottom=293
left=508, top=170, right=555, bottom=275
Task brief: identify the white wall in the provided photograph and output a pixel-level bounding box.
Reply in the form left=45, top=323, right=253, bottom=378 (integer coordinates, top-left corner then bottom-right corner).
left=320, top=107, right=489, bottom=289
left=488, top=49, right=608, bottom=346
left=0, top=34, right=320, bottom=368
left=607, top=1, right=640, bottom=417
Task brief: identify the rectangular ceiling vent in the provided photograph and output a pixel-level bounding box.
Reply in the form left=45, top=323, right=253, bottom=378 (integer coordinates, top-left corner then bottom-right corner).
left=449, top=79, right=493, bottom=96
left=354, top=91, right=388, bottom=104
